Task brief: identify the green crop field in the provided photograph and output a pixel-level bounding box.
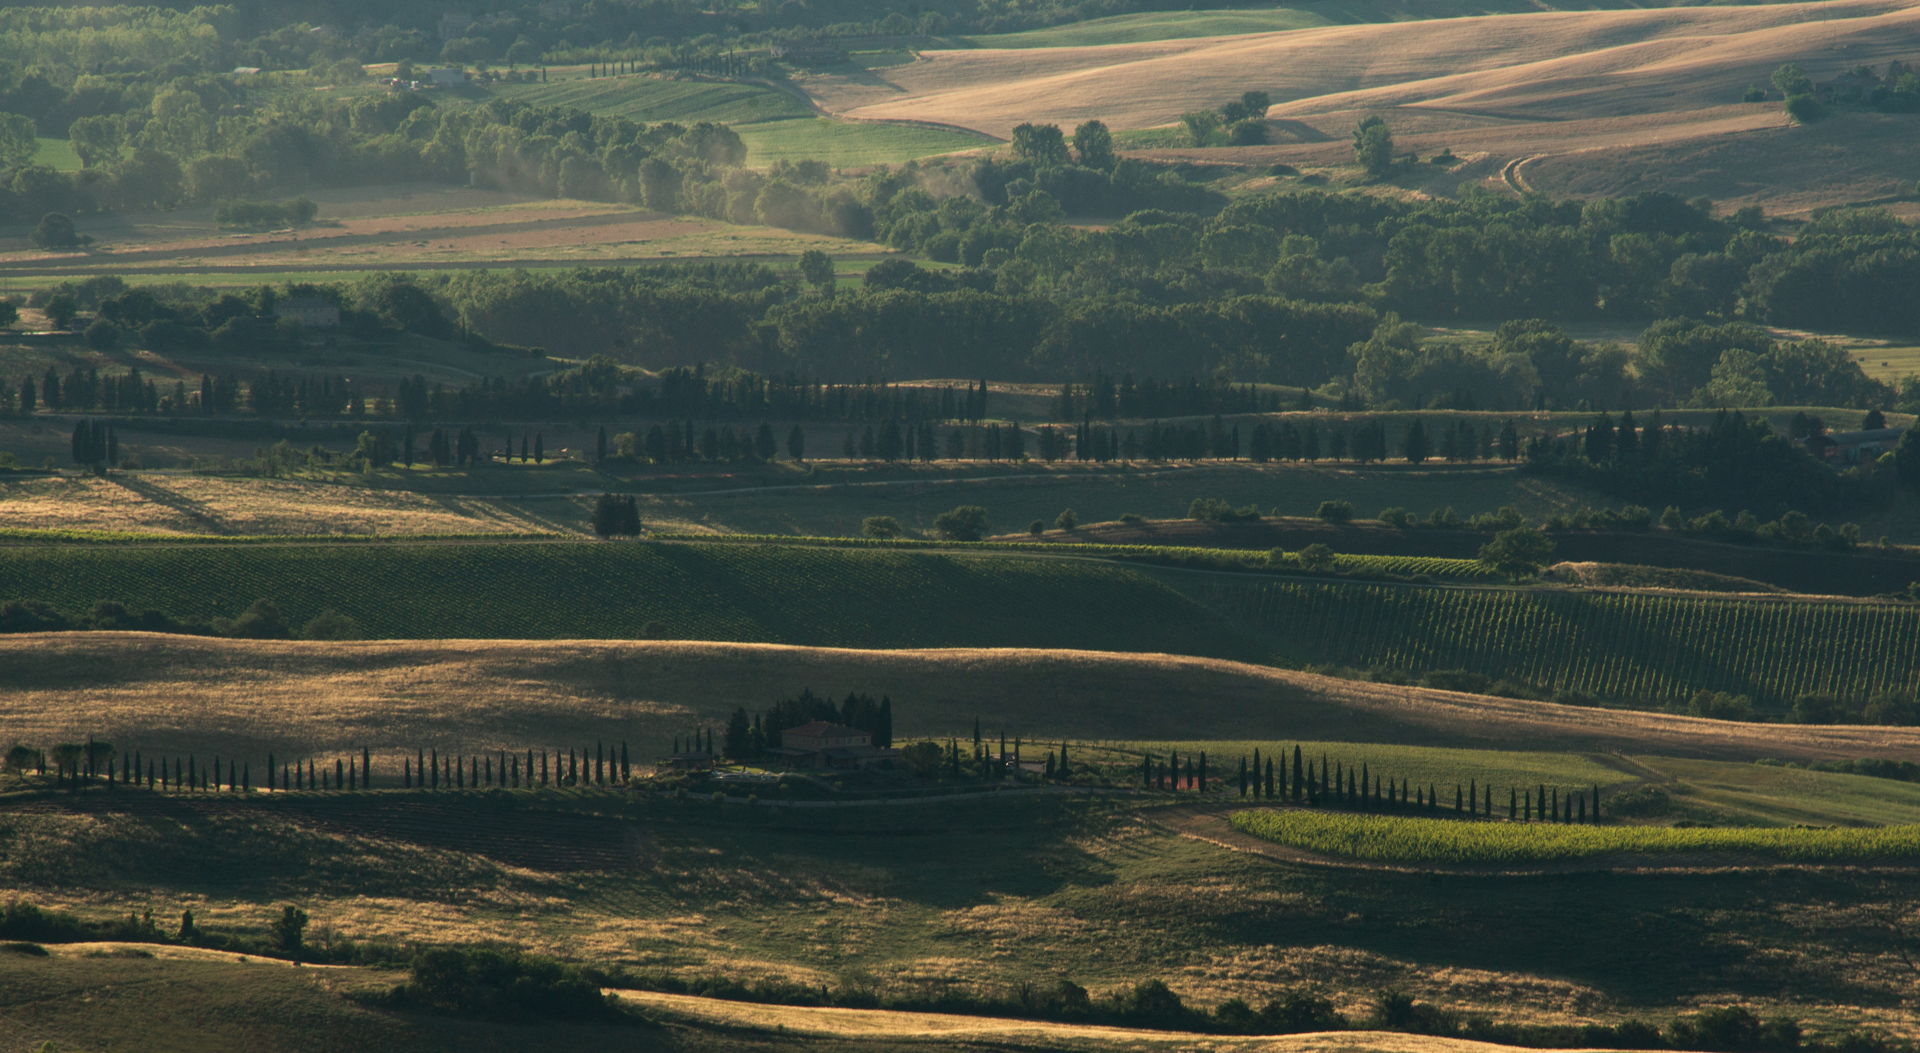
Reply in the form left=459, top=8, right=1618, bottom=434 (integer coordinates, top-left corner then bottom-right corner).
left=733, top=117, right=992, bottom=167
left=1229, top=809, right=1920, bottom=865
left=0, top=539, right=1269, bottom=656
left=1107, top=740, right=1625, bottom=792
left=31, top=137, right=79, bottom=172
left=1184, top=577, right=1920, bottom=708
left=480, top=77, right=989, bottom=167
left=491, top=76, right=809, bottom=124
left=1633, top=757, right=1920, bottom=827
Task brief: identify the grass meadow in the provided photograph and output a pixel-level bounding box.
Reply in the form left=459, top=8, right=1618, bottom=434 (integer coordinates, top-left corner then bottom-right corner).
left=1229, top=809, right=1920, bottom=865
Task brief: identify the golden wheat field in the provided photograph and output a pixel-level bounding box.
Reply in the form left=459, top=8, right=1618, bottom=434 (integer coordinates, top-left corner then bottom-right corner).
left=814, top=0, right=1920, bottom=210
left=7, top=633, right=1920, bottom=762
left=0, top=475, right=569, bottom=536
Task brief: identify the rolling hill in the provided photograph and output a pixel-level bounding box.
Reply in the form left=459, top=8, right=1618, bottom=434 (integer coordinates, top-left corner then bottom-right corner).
left=811, top=0, right=1920, bottom=211
left=6, top=633, right=1919, bottom=763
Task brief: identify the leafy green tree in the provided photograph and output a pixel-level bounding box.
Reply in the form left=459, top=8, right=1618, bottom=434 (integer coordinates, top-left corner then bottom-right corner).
left=1771, top=63, right=1813, bottom=99
left=30, top=213, right=85, bottom=251
left=1227, top=119, right=1268, bottom=145
left=1477, top=526, right=1555, bottom=580
left=862, top=515, right=902, bottom=538
left=1241, top=90, right=1272, bottom=118
left=43, top=293, right=77, bottom=330
left=1297, top=543, right=1336, bottom=571
left=272, top=904, right=309, bottom=955
left=301, top=610, right=362, bottom=640
left=219, top=599, right=292, bottom=639
left=797, top=249, right=835, bottom=292
left=1180, top=110, right=1221, bottom=147
left=1353, top=116, right=1393, bottom=177
left=1315, top=500, right=1353, bottom=523
left=1054, top=507, right=1078, bottom=531
left=1072, top=120, right=1115, bottom=170
left=0, top=112, right=35, bottom=169
left=932, top=505, right=989, bottom=541
left=1894, top=427, right=1920, bottom=492
left=1010, top=122, right=1069, bottom=167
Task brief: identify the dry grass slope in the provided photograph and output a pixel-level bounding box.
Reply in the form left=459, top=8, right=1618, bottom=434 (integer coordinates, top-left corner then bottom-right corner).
left=5, top=634, right=1918, bottom=763
left=815, top=0, right=1920, bottom=211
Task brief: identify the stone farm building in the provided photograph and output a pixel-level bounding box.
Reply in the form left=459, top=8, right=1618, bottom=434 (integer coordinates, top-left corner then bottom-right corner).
left=768, top=721, right=899, bottom=769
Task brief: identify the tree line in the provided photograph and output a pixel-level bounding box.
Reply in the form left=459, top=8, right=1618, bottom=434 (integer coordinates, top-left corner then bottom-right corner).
left=2, top=737, right=636, bottom=792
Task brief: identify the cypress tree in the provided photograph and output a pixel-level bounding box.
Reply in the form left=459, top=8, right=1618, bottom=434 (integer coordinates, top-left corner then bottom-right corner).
left=1264, top=759, right=1274, bottom=799
left=363, top=747, right=371, bottom=787
left=596, top=741, right=605, bottom=784
left=404, top=757, right=412, bottom=789
left=541, top=750, right=549, bottom=786
left=527, top=748, right=535, bottom=786
left=1361, top=763, right=1370, bottom=800
left=431, top=749, right=439, bottom=789
left=1577, top=796, right=1587, bottom=822
left=621, top=741, right=631, bottom=781
left=1238, top=757, right=1248, bottom=797
left=1251, top=749, right=1262, bottom=797
left=511, top=754, right=520, bottom=787
left=336, top=758, right=344, bottom=790
left=1291, top=745, right=1304, bottom=800
left=1058, top=742, right=1069, bottom=778
left=485, top=756, right=493, bottom=786
left=1485, top=784, right=1493, bottom=816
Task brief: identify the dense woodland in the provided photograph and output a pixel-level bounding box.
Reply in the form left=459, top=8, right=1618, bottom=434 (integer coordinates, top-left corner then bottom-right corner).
left=0, top=8, right=1915, bottom=412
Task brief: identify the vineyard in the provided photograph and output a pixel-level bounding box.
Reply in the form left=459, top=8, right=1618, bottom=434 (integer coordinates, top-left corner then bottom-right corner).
left=674, top=533, right=1500, bottom=583
left=1228, top=810, right=1920, bottom=865
left=0, top=540, right=1267, bottom=656
left=1184, top=578, right=1920, bottom=709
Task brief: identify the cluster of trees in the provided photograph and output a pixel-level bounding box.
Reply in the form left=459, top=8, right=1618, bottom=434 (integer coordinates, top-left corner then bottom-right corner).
left=1524, top=409, right=1863, bottom=514
left=1178, top=90, right=1272, bottom=147
left=213, top=195, right=317, bottom=229
left=590, top=493, right=642, bottom=537
left=0, top=597, right=362, bottom=641
left=720, top=689, right=895, bottom=759
left=1769, top=60, right=1920, bottom=124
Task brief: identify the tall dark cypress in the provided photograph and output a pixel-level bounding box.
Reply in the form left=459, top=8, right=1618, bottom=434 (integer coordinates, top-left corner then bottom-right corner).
left=1291, top=745, right=1304, bottom=800
left=363, top=748, right=371, bottom=788
left=1264, top=759, right=1274, bottom=799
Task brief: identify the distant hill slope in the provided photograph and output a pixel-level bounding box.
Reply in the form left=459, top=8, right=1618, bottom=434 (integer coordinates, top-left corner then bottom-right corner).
left=5, top=634, right=1918, bottom=763
left=0, top=538, right=1912, bottom=711
left=816, top=0, right=1920, bottom=211
left=1019, top=517, right=1920, bottom=598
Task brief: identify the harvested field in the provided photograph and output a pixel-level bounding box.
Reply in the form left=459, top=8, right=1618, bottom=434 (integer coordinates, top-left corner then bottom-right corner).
left=0, top=474, right=568, bottom=537
left=814, top=0, right=1920, bottom=211
left=0, top=187, right=889, bottom=278
left=6, top=634, right=1920, bottom=763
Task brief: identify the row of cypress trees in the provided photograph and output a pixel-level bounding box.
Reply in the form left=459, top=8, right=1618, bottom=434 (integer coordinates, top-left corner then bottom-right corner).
left=10, top=742, right=636, bottom=793
left=1228, top=745, right=1604, bottom=822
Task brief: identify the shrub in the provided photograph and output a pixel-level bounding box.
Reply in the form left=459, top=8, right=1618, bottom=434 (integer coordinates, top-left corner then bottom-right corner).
left=1297, top=543, right=1336, bottom=571
left=932, top=505, right=989, bottom=541
left=398, top=947, right=615, bottom=1021
left=1315, top=500, right=1353, bottom=523
left=215, top=599, right=291, bottom=639
left=301, top=610, right=362, bottom=640
left=1378, top=506, right=1414, bottom=528
left=1420, top=669, right=1492, bottom=694
left=1054, top=507, right=1078, bottom=531
left=1188, top=497, right=1259, bottom=523
left=861, top=515, right=902, bottom=539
